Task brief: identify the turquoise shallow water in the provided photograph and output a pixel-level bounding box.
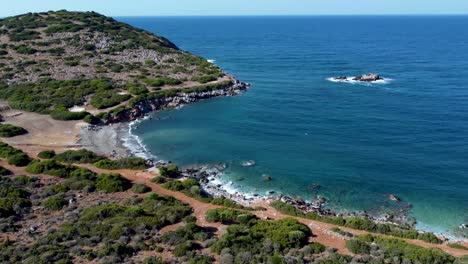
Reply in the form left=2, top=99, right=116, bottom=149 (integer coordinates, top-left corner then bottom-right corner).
left=119, top=16, right=468, bottom=236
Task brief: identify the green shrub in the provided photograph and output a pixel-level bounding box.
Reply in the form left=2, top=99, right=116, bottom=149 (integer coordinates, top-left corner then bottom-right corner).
left=173, top=241, right=195, bottom=257
left=44, top=23, right=84, bottom=34
left=94, top=157, right=148, bottom=170
left=7, top=153, right=32, bottom=167
left=354, top=235, right=455, bottom=263
left=142, top=256, right=165, bottom=264
left=63, top=178, right=95, bottom=191
left=345, top=239, right=371, bottom=254
left=14, top=45, right=37, bottom=54
left=69, top=167, right=96, bottom=180
left=127, top=82, right=148, bottom=95
left=54, top=149, right=103, bottom=164
left=97, top=242, right=135, bottom=257
left=308, top=242, right=326, bottom=254
left=26, top=159, right=75, bottom=178
left=0, top=166, right=12, bottom=176
left=330, top=227, right=354, bottom=237
left=38, top=150, right=56, bottom=159
left=0, top=142, right=26, bottom=158
left=0, top=183, right=31, bottom=217
left=47, top=47, right=65, bottom=56
left=0, top=124, right=27, bottom=137
left=211, top=218, right=310, bottom=256
left=270, top=200, right=442, bottom=244
left=210, top=197, right=244, bottom=209
left=47, top=194, right=192, bottom=247
left=448, top=243, right=468, bottom=250
left=14, top=175, right=33, bottom=184
left=151, top=176, right=165, bottom=184
left=95, top=173, right=131, bottom=193
left=193, top=75, right=218, bottom=83
left=205, top=208, right=256, bottom=224
left=162, top=180, right=183, bottom=191
left=158, top=164, right=179, bottom=178
left=143, top=77, right=181, bottom=87
left=50, top=109, right=89, bottom=120
left=43, top=196, right=68, bottom=211
left=52, top=184, right=69, bottom=193
left=9, top=30, right=41, bottom=41
left=83, top=114, right=100, bottom=125
left=132, top=183, right=150, bottom=194
left=90, top=91, right=131, bottom=109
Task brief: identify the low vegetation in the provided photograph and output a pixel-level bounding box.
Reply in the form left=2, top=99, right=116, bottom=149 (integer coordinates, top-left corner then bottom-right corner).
left=42, top=196, right=68, bottom=211
left=211, top=216, right=319, bottom=262
left=132, top=183, right=151, bottom=194
left=0, top=176, right=31, bottom=217
left=53, top=149, right=104, bottom=164
left=95, top=173, right=131, bottom=193
left=94, top=157, right=148, bottom=170
left=0, top=166, right=12, bottom=176
left=346, top=234, right=456, bottom=263
left=0, top=124, right=27, bottom=137
left=0, top=141, right=32, bottom=167
left=0, top=10, right=228, bottom=123
left=448, top=243, right=468, bottom=250
left=45, top=149, right=148, bottom=170
left=205, top=208, right=256, bottom=224
left=271, top=200, right=442, bottom=244
left=158, top=164, right=180, bottom=178
left=37, top=150, right=56, bottom=159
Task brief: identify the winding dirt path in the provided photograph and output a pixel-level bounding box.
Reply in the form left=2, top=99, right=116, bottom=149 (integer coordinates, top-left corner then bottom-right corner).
left=78, top=165, right=468, bottom=257
left=1, top=158, right=467, bottom=257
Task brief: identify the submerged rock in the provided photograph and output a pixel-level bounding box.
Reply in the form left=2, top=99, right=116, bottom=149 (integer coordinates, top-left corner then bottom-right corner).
left=385, top=193, right=401, bottom=202
left=262, top=175, right=272, bottom=181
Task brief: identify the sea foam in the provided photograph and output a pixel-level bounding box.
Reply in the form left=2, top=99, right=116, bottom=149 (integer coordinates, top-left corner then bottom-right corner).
left=327, top=76, right=392, bottom=85
left=121, top=116, right=156, bottom=161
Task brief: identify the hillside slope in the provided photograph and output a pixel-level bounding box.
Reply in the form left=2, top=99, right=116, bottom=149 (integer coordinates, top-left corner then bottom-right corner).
left=0, top=11, right=244, bottom=123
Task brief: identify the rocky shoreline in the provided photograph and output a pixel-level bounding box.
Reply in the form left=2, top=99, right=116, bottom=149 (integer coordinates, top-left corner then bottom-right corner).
left=106, top=75, right=250, bottom=124
left=178, top=163, right=418, bottom=229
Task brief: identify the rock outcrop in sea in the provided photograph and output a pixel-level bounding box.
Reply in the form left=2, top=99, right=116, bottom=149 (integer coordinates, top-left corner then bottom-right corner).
left=329, top=73, right=387, bottom=83
left=353, top=73, right=383, bottom=82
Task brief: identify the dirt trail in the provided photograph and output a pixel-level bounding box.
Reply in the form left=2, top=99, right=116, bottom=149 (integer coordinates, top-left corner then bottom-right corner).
left=1, top=158, right=467, bottom=257
left=80, top=165, right=468, bottom=257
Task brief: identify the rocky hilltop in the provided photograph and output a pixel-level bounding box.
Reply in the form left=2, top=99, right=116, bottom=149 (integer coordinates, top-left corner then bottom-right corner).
left=0, top=10, right=248, bottom=123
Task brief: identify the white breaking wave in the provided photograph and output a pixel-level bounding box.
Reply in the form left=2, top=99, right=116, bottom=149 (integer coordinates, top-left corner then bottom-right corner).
left=327, top=76, right=392, bottom=85
left=241, top=160, right=256, bottom=167
left=121, top=116, right=156, bottom=160
left=207, top=59, right=216, bottom=63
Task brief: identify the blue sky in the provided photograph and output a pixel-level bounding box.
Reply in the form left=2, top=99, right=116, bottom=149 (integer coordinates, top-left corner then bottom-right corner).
left=1, top=0, right=468, bottom=17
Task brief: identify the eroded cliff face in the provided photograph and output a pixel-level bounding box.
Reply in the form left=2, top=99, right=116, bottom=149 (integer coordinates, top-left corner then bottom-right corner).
left=106, top=79, right=250, bottom=124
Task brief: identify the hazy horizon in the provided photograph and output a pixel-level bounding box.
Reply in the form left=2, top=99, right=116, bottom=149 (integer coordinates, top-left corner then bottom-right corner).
left=1, top=0, right=468, bottom=17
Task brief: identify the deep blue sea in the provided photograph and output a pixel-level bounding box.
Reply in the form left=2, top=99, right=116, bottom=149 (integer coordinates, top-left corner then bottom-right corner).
left=119, top=16, right=468, bottom=236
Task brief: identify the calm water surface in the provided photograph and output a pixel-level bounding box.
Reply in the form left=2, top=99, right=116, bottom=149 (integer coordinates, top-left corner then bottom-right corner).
left=119, top=16, right=468, bottom=236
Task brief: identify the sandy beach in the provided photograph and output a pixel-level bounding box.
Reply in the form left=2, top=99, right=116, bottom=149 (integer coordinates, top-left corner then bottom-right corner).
left=78, top=123, right=131, bottom=158
left=1, top=101, right=130, bottom=159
